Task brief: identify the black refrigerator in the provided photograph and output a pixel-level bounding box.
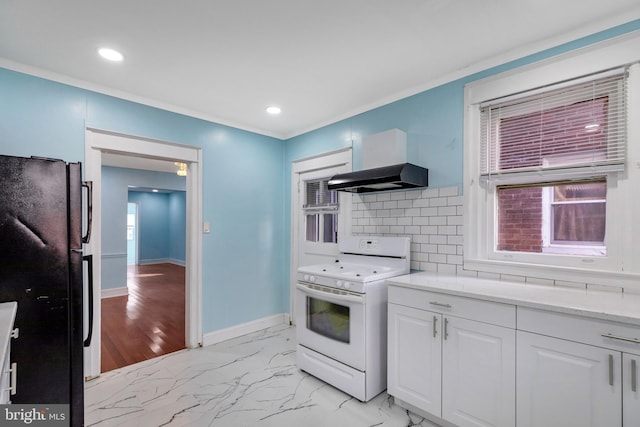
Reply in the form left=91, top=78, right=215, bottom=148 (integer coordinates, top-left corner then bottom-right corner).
left=0, top=154, right=93, bottom=427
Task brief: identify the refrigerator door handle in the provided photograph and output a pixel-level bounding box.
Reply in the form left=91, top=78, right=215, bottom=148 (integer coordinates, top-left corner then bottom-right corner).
left=83, top=254, right=94, bottom=347
left=82, top=181, right=93, bottom=244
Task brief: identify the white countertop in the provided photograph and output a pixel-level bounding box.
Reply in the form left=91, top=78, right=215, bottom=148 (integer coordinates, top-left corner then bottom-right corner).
left=387, top=272, right=640, bottom=327
left=0, top=302, right=17, bottom=366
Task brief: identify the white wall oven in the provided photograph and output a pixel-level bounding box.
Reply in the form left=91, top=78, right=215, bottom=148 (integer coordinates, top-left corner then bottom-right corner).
left=295, top=236, right=410, bottom=401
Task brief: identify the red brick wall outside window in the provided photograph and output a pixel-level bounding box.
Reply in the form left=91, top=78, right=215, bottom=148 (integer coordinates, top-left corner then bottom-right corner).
left=497, top=187, right=543, bottom=252
left=495, top=97, right=608, bottom=253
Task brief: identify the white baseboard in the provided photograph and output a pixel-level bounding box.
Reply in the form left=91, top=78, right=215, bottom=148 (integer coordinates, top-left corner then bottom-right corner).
left=202, top=313, right=290, bottom=347
left=138, top=258, right=185, bottom=266
left=101, top=286, right=128, bottom=299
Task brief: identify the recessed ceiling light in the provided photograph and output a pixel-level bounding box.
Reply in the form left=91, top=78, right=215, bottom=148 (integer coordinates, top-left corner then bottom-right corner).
left=98, top=48, right=124, bottom=62
left=266, top=106, right=282, bottom=115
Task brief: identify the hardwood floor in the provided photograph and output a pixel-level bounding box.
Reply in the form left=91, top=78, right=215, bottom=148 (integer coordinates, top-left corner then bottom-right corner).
left=100, top=263, right=186, bottom=373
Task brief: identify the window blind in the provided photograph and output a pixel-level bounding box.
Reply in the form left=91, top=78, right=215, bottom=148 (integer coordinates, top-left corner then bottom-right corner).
left=303, top=178, right=338, bottom=212
left=480, top=68, right=628, bottom=180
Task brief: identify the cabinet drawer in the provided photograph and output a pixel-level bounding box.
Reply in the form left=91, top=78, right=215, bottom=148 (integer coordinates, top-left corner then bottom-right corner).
left=518, top=307, right=640, bottom=355
left=388, top=285, right=516, bottom=328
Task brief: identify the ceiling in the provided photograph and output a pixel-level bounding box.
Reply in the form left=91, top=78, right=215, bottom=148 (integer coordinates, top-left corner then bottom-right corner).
left=1, top=1, right=639, bottom=140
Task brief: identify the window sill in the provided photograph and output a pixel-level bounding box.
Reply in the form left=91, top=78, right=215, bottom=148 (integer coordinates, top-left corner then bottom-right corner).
left=541, top=245, right=606, bottom=256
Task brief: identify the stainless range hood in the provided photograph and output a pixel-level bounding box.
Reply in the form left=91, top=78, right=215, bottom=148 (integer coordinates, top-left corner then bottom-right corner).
left=328, top=163, right=429, bottom=193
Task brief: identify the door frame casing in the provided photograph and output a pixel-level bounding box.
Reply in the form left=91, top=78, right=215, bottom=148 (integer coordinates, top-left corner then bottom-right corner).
left=84, top=128, right=203, bottom=379
left=290, top=148, right=352, bottom=322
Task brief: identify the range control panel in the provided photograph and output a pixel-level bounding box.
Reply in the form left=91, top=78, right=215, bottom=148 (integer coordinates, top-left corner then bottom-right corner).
left=358, top=239, right=378, bottom=250
left=339, top=235, right=409, bottom=257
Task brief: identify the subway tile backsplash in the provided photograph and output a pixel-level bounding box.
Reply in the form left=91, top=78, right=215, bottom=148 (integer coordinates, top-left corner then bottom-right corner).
left=351, top=186, right=463, bottom=273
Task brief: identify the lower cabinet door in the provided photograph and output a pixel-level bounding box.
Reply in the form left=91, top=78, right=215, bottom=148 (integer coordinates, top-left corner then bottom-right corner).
left=441, top=316, right=515, bottom=427
left=387, top=303, right=442, bottom=416
left=517, top=331, right=622, bottom=427
left=624, top=353, right=640, bottom=427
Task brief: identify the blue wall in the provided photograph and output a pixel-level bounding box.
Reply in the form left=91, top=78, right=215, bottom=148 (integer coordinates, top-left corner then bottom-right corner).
left=101, top=166, right=187, bottom=289
left=128, top=191, right=186, bottom=265
left=0, top=75, right=287, bottom=333
left=129, top=192, right=171, bottom=262
left=169, top=191, right=187, bottom=263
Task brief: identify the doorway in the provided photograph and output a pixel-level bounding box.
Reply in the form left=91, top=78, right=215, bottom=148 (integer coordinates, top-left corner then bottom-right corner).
left=101, top=185, right=187, bottom=372
left=127, top=202, right=138, bottom=265
left=290, top=148, right=352, bottom=322
left=84, top=129, right=202, bottom=379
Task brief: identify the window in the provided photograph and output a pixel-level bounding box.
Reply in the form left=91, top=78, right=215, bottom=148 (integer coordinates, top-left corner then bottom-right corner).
left=480, top=69, right=626, bottom=258
left=464, top=35, right=640, bottom=286
left=304, top=178, right=339, bottom=243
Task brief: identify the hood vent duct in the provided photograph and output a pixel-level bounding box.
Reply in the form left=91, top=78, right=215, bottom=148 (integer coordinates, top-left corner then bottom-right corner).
left=328, top=163, right=428, bottom=193
left=328, top=129, right=428, bottom=193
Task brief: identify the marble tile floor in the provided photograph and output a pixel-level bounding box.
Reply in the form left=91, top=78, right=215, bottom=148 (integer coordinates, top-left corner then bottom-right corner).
left=85, top=324, right=433, bottom=427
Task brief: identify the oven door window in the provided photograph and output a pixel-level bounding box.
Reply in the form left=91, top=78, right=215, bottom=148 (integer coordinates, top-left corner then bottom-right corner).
left=306, top=296, right=349, bottom=343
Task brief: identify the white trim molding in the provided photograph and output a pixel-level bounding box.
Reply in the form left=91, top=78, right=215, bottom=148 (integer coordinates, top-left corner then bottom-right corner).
left=101, top=287, right=129, bottom=299
left=202, top=313, right=290, bottom=347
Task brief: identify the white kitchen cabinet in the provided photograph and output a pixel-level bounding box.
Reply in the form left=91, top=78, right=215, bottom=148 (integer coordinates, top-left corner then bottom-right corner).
left=517, top=330, right=621, bottom=427
left=387, top=303, right=441, bottom=414
left=623, top=353, right=640, bottom=427
left=517, top=306, right=640, bottom=427
left=386, top=272, right=640, bottom=427
left=442, top=316, right=515, bottom=427
left=387, top=285, right=516, bottom=427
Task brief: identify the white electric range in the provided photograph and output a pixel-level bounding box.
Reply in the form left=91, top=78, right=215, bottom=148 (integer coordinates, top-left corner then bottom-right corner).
left=295, top=236, right=410, bottom=401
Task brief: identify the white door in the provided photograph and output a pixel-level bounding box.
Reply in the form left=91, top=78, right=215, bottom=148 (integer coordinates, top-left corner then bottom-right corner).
left=290, top=149, right=351, bottom=321
left=442, top=316, right=516, bottom=427
left=387, top=304, right=442, bottom=415
left=517, top=331, right=622, bottom=427
left=624, top=352, right=640, bottom=427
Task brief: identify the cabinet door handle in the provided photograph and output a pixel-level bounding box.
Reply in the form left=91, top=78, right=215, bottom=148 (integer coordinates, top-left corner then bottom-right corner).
left=601, top=333, right=640, bottom=345
left=429, top=301, right=452, bottom=309
left=609, top=354, right=614, bottom=386
left=632, top=359, right=637, bottom=393
left=433, top=316, right=438, bottom=338
left=444, top=318, right=449, bottom=340
left=10, top=362, right=17, bottom=395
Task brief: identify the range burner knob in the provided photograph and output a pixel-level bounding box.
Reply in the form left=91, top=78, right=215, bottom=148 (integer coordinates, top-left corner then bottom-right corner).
left=303, top=274, right=309, bottom=281
left=343, top=282, right=351, bottom=290
left=336, top=280, right=343, bottom=288
left=309, top=275, right=316, bottom=282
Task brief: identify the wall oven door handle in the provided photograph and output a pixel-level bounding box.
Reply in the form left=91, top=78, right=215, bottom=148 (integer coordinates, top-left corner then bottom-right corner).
left=296, top=283, right=365, bottom=304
